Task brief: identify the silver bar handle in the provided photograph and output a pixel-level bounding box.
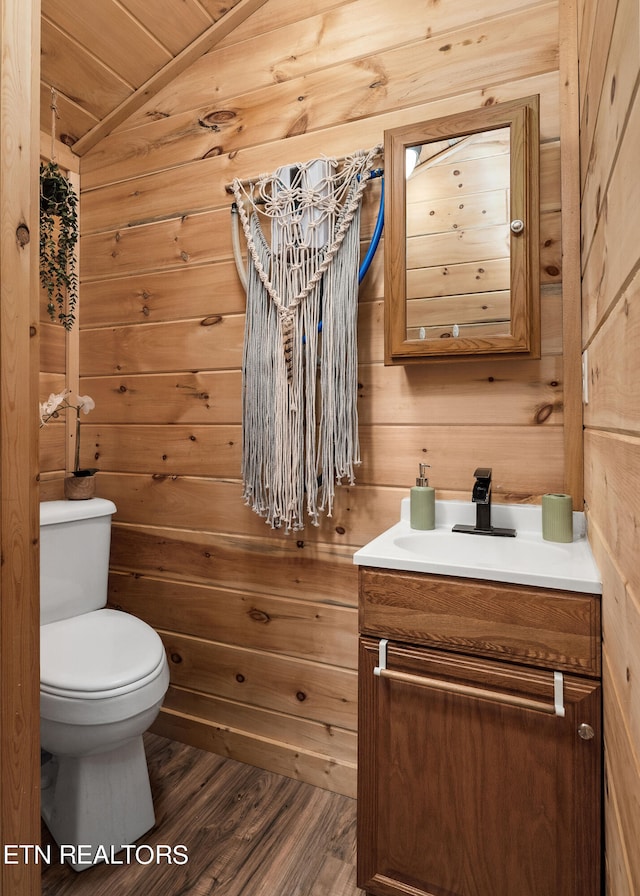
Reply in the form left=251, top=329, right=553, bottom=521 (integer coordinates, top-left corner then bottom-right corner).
left=373, top=639, right=565, bottom=717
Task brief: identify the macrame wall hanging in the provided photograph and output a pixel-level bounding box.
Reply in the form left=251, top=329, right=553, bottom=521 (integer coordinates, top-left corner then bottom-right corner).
left=232, top=144, right=383, bottom=531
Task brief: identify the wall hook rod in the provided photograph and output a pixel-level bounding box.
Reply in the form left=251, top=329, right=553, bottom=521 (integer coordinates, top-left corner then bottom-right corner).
left=224, top=147, right=383, bottom=194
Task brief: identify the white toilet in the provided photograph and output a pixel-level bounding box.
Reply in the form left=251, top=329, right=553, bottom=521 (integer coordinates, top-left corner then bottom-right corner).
left=39, top=498, right=170, bottom=871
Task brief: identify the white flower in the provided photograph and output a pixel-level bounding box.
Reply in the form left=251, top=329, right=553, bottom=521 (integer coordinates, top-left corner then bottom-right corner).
left=76, top=395, right=96, bottom=414
left=39, top=390, right=69, bottom=424
left=39, top=391, right=95, bottom=427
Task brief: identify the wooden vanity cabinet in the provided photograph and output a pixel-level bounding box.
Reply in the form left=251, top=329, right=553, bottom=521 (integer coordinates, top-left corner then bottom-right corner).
left=357, top=567, right=602, bottom=896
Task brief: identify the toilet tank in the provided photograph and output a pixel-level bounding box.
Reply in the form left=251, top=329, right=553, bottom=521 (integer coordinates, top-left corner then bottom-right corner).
left=40, top=498, right=117, bottom=625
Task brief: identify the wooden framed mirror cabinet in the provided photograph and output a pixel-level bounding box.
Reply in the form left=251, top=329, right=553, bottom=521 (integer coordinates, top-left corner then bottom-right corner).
left=384, top=95, right=540, bottom=364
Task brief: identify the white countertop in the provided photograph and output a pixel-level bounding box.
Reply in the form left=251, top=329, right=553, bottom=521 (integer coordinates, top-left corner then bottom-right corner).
left=354, top=499, right=602, bottom=594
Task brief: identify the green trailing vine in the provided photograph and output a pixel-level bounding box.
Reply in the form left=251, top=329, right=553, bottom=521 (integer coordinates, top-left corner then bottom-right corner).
left=39, top=160, right=78, bottom=331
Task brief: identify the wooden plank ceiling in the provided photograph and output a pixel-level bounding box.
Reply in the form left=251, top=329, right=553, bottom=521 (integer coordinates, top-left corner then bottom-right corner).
left=40, top=0, right=266, bottom=156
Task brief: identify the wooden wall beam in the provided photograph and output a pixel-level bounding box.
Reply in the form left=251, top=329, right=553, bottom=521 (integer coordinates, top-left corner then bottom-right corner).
left=558, top=0, right=584, bottom=509
left=72, top=0, right=269, bottom=157
left=0, top=0, right=41, bottom=893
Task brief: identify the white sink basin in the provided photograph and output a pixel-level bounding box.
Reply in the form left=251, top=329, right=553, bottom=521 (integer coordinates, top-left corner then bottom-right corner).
left=354, top=499, right=602, bottom=594
left=393, top=530, right=574, bottom=569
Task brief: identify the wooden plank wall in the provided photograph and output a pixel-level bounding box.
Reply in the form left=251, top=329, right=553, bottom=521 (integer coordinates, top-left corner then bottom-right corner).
left=579, top=0, right=640, bottom=892
left=77, top=0, right=566, bottom=797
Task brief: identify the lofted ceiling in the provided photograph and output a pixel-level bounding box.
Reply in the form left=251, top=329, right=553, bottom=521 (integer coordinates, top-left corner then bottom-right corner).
left=40, top=0, right=266, bottom=157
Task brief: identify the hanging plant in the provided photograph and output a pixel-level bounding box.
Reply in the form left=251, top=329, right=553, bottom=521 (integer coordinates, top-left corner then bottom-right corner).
left=39, top=160, right=78, bottom=331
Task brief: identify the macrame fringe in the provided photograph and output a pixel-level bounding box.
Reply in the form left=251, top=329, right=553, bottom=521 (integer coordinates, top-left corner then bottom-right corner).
left=234, top=146, right=381, bottom=531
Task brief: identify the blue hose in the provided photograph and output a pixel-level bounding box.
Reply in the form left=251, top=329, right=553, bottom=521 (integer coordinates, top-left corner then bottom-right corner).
left=359, top=172, right=384, bottom=284
left=310, top=174, right=384, bottom=339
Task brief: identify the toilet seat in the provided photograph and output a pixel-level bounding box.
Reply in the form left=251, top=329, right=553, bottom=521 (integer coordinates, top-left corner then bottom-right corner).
left=41, top=608, right=169, bottom=725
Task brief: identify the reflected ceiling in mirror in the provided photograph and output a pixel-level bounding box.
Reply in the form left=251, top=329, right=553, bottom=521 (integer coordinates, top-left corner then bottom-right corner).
left=384, top=96, right=540, bottom=363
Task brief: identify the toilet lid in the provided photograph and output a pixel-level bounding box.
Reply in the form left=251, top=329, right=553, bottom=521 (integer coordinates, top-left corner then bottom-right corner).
left=41, top=608, right=166, bottom=697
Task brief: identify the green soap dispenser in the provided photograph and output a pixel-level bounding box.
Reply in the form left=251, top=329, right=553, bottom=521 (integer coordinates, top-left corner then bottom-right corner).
left=410, top=463, right=435, bottom=530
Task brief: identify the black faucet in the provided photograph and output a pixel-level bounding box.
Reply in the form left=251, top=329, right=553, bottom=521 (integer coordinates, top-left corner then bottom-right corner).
left=453, top=467, right=516, bottom=537
left=472, top=467, right=492, bottom=532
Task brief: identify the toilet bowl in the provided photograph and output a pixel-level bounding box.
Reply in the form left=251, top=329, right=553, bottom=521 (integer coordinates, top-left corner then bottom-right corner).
left=39, top=499, right=170, bottom=871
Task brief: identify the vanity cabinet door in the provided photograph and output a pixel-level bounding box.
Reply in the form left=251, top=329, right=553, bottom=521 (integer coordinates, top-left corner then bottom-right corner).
left=357, top=637, right=602, bottom=896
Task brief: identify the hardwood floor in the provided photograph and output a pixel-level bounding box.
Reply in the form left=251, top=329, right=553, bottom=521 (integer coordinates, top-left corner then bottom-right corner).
left=41, top=733, right=364, bottom=896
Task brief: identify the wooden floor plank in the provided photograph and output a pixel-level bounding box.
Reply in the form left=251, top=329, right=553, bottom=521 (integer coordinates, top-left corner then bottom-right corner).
left=41, top=733, right=364, bottom=895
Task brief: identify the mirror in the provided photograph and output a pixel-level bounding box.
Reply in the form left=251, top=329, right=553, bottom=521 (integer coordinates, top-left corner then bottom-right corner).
left=384, top=96, right=540, bottom=363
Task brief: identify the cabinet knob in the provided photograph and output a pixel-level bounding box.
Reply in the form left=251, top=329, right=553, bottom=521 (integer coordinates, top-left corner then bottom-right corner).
left=578, top=723, right=595, bottom=740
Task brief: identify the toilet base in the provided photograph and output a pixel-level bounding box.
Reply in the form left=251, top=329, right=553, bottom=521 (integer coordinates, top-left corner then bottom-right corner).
left=41, top=735, right=156, bottom=872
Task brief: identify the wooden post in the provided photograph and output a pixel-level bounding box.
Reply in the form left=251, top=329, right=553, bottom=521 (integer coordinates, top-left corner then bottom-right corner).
left=0, top=0, right=41, bottom=894
left=559, top=0, right=585, bottom=509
